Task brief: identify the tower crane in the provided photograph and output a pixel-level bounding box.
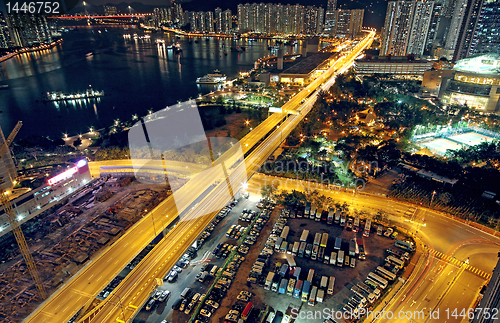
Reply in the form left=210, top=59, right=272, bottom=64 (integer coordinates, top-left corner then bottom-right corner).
left=0, top=121, right=47, bottom=299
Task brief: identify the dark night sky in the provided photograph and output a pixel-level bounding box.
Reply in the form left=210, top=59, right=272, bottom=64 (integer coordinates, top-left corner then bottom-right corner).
left=74, top=0, right=389, bottom=29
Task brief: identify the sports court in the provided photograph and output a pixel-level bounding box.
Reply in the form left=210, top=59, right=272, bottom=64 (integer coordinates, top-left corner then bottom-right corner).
left=421, top=138, right=462, bottom=156
left=448, top=132, right=495, bottom=146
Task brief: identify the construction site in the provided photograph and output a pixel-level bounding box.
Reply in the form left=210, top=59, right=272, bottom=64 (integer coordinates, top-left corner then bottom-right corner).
left=0, top=176, right=175, bottom=322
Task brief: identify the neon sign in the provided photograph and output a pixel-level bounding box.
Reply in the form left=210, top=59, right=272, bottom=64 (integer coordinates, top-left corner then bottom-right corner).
left=48, top=167, right=77, bottom=186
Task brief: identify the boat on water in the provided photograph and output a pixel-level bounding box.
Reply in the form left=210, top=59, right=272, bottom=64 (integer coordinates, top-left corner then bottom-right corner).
left=196, top=70, right=227, bottom=84
left=43, top=89, right=104, bottom=102
left=0, top=85, right=9, bottom=89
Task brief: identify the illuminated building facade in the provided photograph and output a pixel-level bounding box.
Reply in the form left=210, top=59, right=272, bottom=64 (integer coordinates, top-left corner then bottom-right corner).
left=327, top=9, right=364, bottom=39
left=441, top=54, right=500, bottom=112
left=0, top=159, right=91, bottom=237
left=354, top=56, right=433, bottom=77
left=469, top=0, right=500, bottom=56
left=237, top=3, right=323, bottom=35
left=6, top=14, right=51, bottom=47
left=324, top=0, right=338, bottom=33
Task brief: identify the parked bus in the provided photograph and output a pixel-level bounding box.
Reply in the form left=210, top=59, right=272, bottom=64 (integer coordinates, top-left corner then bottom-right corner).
left=327, top=209, right=335, bottom=224
left=363, top=219, right=371, bottom=237
left=376, top=266, right=396, bottom=281
left=308, top=286, right=318, bottom=306
left=386, top=255, right=404, bottom=268
left=306, top=269, right=315, bottom=282
left=320, top=233, right=329, bottom=248
left=280, top=226, right=290, bottom=240
left=368, top=272, right=388, bottom=289
left=327, top=276, right=335, bottom=295
left=353, top=215, right=360, bottom=232
left=241, top=302, right=254, bottom=321
left=300, top=230, right=309, bottom=242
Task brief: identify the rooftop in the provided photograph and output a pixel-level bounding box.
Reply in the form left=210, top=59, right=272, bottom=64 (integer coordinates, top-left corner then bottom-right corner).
left=454, top=53, right=500, bottom=75
left=280, top=52, right=333, bottom=75
left=356, top=56, right=432, bottom=64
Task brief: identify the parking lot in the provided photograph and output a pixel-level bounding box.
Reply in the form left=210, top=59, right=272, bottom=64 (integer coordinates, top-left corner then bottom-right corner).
left=132, top=195, right=265, bottom=323
left=131, top=192, right=414, bottom=323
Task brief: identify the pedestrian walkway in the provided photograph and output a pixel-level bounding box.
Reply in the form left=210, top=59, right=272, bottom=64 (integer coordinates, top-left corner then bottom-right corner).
left=428, top=248, right=491, bottom=279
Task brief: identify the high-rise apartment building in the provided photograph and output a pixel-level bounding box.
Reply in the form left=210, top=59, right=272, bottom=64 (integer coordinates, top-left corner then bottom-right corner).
left=6, top=14, right=51, bottom=47
left=324, top=0, right=338, bottom=33
left=381, top=1, right=416, bottom=56
left=443, top=0, right=468, bottom=56
left=238, top=3, right=323, bottom=35
left=328, top=9, right=364, bottom=39
left=468, top=0, right=500, bottom=56
left=453, top=0, right=483, bottom=60
left=222, top=10, right=232, bottom=34
left=407, top=1, right=435, bottom=55
left=0, top=126, right=17, bottom=191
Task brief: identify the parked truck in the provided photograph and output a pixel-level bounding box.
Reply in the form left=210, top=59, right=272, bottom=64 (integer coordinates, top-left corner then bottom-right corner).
left=265, top=272, right=275, bottom=290
left=327, top=209, right=335, bottom=225
left=306, top=269, right=315, bottom=282
left=308, top=286, right=318, bottom=306
left=334, top=237, right=342, bottom=250
left=320, top=233, right=329, bottom=248
left=311, top=245, right=319, bottom=260
left=271, top=274, right=281, bottom=292
left=287, top=278, right=296, bottom=296
left=316, top=289, right=325, bottom=303
left=280, top=226, right=290, bottom=240
left=293, top=280, right=303, bottom=298
left=340, top=213, right=347, bottom=226
left=318, top=247, right=325, bottom=262
left=313, top=233, right=322, bottom=246
left=293, top=267, right=301, bottom=279
left=292, top=241, right=300, bottom=256
left=349, top=239, right=356, bottom=257
left=320, top=276, right=328, bottom=289
left=324, top=252, right=330, bottom=264
left=301, top=280, right=311, bottom=302
left=310, top=204, right=317, bottom=220
left=278, top=278, right=288, bottom=294
left=275, top=237, right=283, bottom=251
left=300, top=230, right=309, bottom=242
left=330, top=251, right=337, bottom=265
left=334, top=209, right=341, bottom=224
left=304, top=202, right=311, bottom=218
left=286, top=254, right=296, bottom=268
left=305, top=243, right=313, bottom=258
left=298, top=241, right=306, bottom=257
left=315, top=208, right=322, bottom=222
left=337, top=250, right=344, bottom=267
